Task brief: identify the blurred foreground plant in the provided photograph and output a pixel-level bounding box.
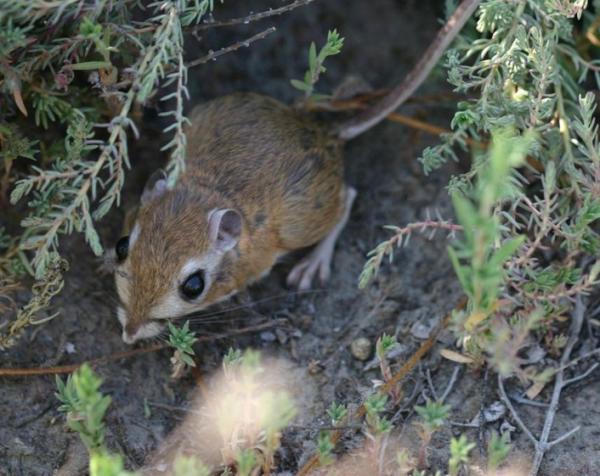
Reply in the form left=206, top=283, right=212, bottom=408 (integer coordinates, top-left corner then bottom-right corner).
left=56, top=350, right=299, bottom=475
left=56, top=364, right=138, bottom=476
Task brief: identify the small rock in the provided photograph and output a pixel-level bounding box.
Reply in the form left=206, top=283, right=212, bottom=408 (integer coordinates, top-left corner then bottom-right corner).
left=500, top=420, right=516, bottom=441
left=410, top=318, right=438, bottom=339
left=524, top=344, right=546, bottom=364
left=12, top=437, right=34, bottom=456
left=363, top=343, right=406, bottom=370
left=275, top=328, right=288, bottom=344
left=469, top=401, right=506, bottom=425
left=260, top=331, right=277, bottom=342
left=351, top=337, right=372, bottom=361
left=307, top=359, right=323, bottom=374
left=297, top=314, right=313, bottom=330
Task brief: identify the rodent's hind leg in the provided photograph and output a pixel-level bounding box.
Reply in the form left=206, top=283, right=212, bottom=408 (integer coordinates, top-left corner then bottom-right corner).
left=286, top=186, right=357, bottom=290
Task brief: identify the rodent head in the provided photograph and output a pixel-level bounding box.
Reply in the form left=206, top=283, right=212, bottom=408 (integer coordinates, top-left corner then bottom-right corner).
left=114, top=173, right=243, bottom=344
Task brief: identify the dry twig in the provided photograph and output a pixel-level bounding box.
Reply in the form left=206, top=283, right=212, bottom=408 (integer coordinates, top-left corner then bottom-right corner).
left=0, top=319, right=285, bottom=377
left=498, top=296, right=598, bottom=476
left=186, top=27, right=276, bottom=68
left=192, top=0, right=315, bottom=31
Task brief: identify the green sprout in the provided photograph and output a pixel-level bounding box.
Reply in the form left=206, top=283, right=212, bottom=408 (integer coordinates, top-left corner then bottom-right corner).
left=487, top=431, right=511, bottom=473
left=327, top=402, right=348, bottom=426
left=168, top=320, right=197, bottom=376
left=55, top=363, right=111, bottom=452
left=291, top=29, right=344, bottom=100
left=376, top=333, right=397, bottom=360
left=89, top=452, right=138, bottom=476
left=448, top=435, right=476, bottom=476
left=235, top=448, right=257, bottom=476
left=172, top=455, right=211, bottom=476
left=316, top=430, right=335, bottom=466
left=414, top=400, right=451, bottom=433
left=73, top=17, right=115, bottom=71
left=414, top=400, right=451, bottom=469
left=364, top=393, right=392, bottom=435
left=448, top=129, right=532, bottom=334
left=223, top=347, right=243, bottom=367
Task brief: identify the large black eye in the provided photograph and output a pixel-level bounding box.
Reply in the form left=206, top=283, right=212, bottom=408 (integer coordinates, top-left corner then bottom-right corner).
left=181, top=271, right=205, bottom=300
left=115, top=236, right=129, bottom=262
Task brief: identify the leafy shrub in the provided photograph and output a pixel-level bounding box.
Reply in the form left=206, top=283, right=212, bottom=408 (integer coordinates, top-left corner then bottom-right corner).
left=0, top=1, right=213, bottom=346
left=363, top=0, right=600, bottom=379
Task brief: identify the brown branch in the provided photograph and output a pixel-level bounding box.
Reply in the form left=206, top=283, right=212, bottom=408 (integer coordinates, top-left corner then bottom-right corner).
left=311, top=97, right=482, bottom=147
left=295, top=297, right=467, bottom=476
left=186, top=27, right=276, bottom=69
left=0, top=319, right=285, bottom=377
left=336, top=0, right=480, bottom=140
left=191, top=0, right=315, bottom=31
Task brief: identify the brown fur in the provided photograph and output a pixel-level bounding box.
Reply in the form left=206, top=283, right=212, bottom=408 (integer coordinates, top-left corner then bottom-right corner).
left=117, top=93, right=347, bottom=337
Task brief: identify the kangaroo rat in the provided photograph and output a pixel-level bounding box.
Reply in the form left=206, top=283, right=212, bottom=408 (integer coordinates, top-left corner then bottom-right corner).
left=114, top=1, right=478, bottom=343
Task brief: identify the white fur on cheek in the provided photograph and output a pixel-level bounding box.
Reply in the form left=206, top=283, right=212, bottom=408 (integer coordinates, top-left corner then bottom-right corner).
left=115, top=271, right=130, bottom=306
left=117, top=306, right=127, bottom=327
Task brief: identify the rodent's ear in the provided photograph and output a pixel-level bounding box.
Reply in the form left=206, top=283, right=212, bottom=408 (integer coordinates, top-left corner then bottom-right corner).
left=141, top=169, right=167, bottom=204
left=208, top=208, right=242, bottom=252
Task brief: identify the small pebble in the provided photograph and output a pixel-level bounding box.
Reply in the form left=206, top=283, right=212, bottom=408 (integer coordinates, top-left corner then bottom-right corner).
left=307, top=359, right=323, bottom=375
left=351, top=337, right=372, bottom=361
left=297, top=313, right=313, bottom=330
left=260, top=331, right=276, bottom=342
left=275, top=328, right=288, bottom=344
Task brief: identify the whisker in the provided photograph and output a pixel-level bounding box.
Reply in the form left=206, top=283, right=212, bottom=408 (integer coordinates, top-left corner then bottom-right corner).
left=180, top=289, right=326, bottom=321
left=185, top=314, right=254, bottom=324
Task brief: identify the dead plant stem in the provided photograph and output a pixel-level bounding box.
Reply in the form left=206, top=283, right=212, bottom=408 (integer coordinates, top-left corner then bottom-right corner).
left=498, top=296, right=590, bottom=476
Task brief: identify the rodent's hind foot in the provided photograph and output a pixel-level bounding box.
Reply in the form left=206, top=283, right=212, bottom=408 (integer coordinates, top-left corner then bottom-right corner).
left=286, top=245, right=333, bottom=291
left=286, top=186, right=357, bottom=291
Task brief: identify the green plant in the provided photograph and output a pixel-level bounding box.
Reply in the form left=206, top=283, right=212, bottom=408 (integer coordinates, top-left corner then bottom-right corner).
left=56, top=363, right=112, bottom=452
left=56, top=364, right=141, bottom=475
left=89, top=452, right=138, bottom=476
left=168, top=320, right=197, bottom=377
left=234, top=449, right=257, bottom=476
left=447, top=129, right=530, bottom=335
left=327, top=401, right=348, bottom=425
left=375, top=333, right=400, bottom=399
left=360, top=0, right=600, bottom=381
left=291, top=29, right=344, bottom=100
left=216, top=349, right=297, bottom=474
left=448, top=435, right=475, bottom=476
left=56, top=350, right=300, bottom=475
left=487, top=431, right=511, bottom=473
left=364, top=393, right=392, bottom=435
left=414, top=400, right=451, bottom=469
left=172, top=455, right=211, bottom=476
left=316, top=430, right=335, bottom=466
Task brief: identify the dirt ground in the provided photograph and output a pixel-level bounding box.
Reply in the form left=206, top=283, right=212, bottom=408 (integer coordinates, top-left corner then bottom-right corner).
left=2, top=1, right=600, bottom=475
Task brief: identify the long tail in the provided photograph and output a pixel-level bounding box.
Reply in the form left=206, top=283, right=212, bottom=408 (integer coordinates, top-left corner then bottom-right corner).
left=335, top=0, right=480, bottom=141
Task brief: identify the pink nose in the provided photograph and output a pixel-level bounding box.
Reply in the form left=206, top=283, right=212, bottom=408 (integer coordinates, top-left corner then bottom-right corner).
left=122, top=322, right=139, bottom=344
